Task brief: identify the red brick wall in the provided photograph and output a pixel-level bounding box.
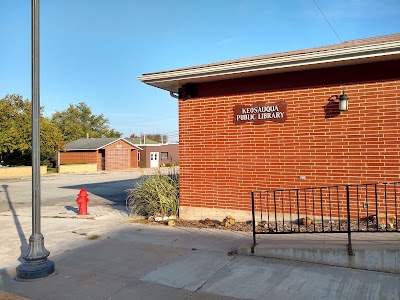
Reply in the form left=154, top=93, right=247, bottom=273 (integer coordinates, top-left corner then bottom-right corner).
left=105, top=148, right=131, bottom=170
left=160, top=143, right=179, bottom=165
left=138, top=144, right=179, bottom=168
left=104, top=140, right=137, bottom=170
left=59, top=151, right=97, bottom=165
left=60, top=140, right=139, bottom=171
left=179, top=61, right=400, bottom=214
left=138, top=148, right=147, bottom=168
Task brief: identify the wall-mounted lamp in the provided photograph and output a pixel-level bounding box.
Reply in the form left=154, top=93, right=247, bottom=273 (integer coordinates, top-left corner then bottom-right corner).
left=177, top=84, right=196, bottom=100
left=330, top=91, right=348, bottom=112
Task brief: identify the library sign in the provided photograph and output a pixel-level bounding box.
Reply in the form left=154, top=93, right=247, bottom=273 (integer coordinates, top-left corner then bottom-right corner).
left=233, top=100, right=287, bottom=125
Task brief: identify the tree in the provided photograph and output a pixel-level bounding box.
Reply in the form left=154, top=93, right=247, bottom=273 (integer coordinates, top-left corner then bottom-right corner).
left=40, top=117, right=65, bottom=167
left=145, top=133, right=168, bottom=144
left=51, top=102, right=122, bottom=143
left=0, top=94, right=64, bottom=166
left=0, top=94, right=31, bottom=156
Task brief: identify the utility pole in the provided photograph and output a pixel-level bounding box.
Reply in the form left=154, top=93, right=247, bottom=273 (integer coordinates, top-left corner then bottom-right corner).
left=16, top=0, right=56, bottom=280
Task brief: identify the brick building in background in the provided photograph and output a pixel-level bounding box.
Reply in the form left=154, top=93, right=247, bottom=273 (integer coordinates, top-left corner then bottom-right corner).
left=59, top=138, right=140, bottom=171
left=127, top=138, right=179, bottom=168
left=139, top=34, right=400, bottom=221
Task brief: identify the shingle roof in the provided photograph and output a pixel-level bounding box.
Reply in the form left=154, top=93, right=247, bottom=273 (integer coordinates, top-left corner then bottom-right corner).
left=138, top=33, right=400, bottom=93
left=144, top=33, right=400, bottom=76
left=65, top=138, right=140, bottom=150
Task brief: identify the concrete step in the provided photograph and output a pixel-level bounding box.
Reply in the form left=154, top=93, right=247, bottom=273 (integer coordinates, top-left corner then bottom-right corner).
left=238, top=232, right=400, bottom=274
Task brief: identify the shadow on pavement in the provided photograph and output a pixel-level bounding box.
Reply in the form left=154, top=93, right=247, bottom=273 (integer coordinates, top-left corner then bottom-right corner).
left=61, top=179, right=140, bottom=203
left=1, top=184, right=27, bottom=287
left=1, top=184, right=28, bottom=264
left=60, top=178, right=143, bottom=214
left=64, top=205, right=78, bottom=213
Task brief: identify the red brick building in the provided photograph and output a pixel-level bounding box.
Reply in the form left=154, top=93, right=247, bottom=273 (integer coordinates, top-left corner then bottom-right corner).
left=127, top=138, right=179, bottom=168
left=139, top=34, right=400, bottom=221
left=60, top=138, right=140, bottom=171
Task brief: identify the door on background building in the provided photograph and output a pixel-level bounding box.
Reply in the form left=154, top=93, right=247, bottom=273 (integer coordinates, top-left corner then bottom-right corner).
left=150, top=152, right=159, bottom=168
left=100, top=150, right=106, bottom=170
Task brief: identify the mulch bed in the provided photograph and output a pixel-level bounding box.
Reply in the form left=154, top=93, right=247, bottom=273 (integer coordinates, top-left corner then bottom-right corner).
left=130, top=218, right=400, bottom=233
left=130, top=218, right=254, bottom=232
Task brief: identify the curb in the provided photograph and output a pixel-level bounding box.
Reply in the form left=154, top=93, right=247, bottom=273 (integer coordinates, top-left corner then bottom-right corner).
left=238, top=243, right=400, bottom=274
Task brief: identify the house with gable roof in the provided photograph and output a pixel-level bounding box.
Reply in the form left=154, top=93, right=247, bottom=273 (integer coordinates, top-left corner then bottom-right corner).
left=59, top=138, right=141, bottom=171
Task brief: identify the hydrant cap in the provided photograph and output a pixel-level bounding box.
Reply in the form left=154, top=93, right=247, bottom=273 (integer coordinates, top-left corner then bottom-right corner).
left=78, top=188, right=88, bottom=197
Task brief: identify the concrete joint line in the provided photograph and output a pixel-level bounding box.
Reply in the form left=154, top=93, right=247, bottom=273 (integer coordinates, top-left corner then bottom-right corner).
left=107, top=277, right=139, bottom=299
left=169, top=238, right=179, bottom=246
left=189, top=255, right=236, bottom=293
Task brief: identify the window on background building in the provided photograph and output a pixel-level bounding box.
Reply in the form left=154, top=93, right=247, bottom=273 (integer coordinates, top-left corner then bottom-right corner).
left=161, top=152, right=168, bottom=160
left=137, top=152, right=141, bottom=161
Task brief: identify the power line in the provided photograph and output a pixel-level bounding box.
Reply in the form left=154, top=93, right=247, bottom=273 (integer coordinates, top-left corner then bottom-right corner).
left=313, top=0, right=342, bottom=43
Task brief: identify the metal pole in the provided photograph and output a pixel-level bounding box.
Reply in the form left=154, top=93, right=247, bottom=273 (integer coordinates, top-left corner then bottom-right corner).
left=251, top=192, right=256, bottom=253
left=346, top=185, right=353, bottom=256
left=16, top=0, right=55, bottom=280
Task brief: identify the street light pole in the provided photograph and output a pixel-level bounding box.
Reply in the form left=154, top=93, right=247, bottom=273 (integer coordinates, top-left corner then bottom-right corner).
left=16, top=0, right=56, bottom=280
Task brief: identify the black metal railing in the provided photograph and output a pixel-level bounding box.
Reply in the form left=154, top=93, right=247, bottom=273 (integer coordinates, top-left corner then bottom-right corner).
left=251, top=182, right=399, bottom=254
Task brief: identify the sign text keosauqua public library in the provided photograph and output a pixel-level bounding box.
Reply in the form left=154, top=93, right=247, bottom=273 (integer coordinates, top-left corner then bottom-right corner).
left=233, top=100, right=287, bottom=125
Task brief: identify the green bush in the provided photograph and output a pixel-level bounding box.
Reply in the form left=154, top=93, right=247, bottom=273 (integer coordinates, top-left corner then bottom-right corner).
left=126, top=169, right=179, bottom=217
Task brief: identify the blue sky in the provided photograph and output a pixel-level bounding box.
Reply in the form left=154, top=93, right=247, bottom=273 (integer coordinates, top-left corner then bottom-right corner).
left=1, top=0, right=399, bottom=141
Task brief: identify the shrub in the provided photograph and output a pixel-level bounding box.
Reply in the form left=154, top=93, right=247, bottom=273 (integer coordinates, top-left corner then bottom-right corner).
left=126, top=169, right=179, bottom=217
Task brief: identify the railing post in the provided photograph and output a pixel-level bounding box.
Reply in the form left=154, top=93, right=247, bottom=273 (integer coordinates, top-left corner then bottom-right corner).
left=375, top=184, right=379, bottom=231
left=346, top=185, right=353, bottom=255
left=251, top=191, right=256, bottom=253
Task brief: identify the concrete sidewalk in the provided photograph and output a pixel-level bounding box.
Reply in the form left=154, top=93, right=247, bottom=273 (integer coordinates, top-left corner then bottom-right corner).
left=1, top=205, right=399, bottom=299
left=239, top=231, right=400, bottom=274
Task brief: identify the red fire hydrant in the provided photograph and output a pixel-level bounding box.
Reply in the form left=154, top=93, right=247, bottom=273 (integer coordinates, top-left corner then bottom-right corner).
left=76, top=188, right=89, bottom=215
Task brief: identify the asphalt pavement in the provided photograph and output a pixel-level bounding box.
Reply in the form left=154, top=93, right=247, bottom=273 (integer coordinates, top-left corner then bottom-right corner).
left=0, top=168, right=159, bottom=212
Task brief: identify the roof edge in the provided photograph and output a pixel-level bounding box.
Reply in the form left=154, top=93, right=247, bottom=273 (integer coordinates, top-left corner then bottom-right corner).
left=138, top=37, right=400, bottom=93
left=64, top=138, right=143, bottom=151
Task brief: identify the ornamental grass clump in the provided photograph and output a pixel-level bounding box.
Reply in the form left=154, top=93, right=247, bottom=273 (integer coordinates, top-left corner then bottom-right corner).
left=126, top=169, right=179, bottom=218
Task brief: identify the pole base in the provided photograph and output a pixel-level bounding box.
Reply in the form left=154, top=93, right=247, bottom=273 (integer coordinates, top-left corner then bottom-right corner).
left=16, top=259, right=56, bottom=281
